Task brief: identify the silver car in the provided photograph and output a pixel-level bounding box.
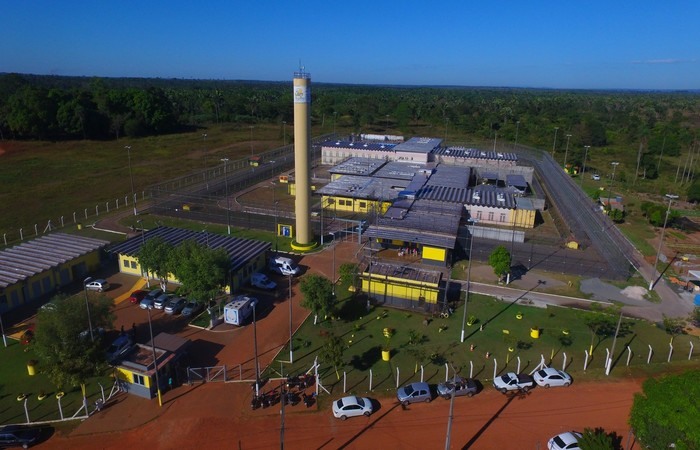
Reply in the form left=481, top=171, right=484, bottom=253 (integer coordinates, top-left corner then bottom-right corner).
left=85, top=278, right=110, bottom=292
left=332, top=396, right=373, bottom=420
left=396, top=382, right=432, bottom=405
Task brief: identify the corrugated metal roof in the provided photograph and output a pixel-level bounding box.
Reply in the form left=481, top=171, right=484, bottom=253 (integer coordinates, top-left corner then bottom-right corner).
left=506, top=174, right=528, bottom=189
left=367, top=261, right=441, bottom=284
left=393, top=137, right=442, bottom=154
left=466, top=186, right=516, bottom=209
left=321, top=139, right=398, bottom=152
left=316, top=175, right=406, bottom=200
left=0, top=233, right=110, bottom=288
left=107, top=227, right=270, bottom=273
left=328, top=157, right=386, bottom=176
left=433, top=146, right=518, bottom=162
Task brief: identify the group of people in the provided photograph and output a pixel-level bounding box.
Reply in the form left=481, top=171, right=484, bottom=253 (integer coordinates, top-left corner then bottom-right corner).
left=397, top=247, right=420, bottom=257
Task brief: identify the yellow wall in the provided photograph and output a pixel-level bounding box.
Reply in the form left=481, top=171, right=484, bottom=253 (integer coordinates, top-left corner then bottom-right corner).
left=321, top=195, right=389, bottom=214
left=116, top=366, right=151, bottom=388
left=361, top=273, right=440, bottom=304
left=422, top=246, right=446, bottom=263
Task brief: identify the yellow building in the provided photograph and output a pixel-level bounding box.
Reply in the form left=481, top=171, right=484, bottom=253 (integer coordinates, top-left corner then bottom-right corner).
left=107, top=227, right=270, bottom=294
left=360, top=261, right=443, bottom=310
left=116, top=333, right=188, bottom=400
left=0, top=233, right=109, bottom=313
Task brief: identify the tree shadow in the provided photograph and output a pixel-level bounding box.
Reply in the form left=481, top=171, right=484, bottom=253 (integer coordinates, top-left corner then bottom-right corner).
left=350, top=346, right=381, bottom=371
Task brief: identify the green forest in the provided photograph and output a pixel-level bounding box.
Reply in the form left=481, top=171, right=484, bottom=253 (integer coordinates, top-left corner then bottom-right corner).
left=1, top=72, right=699, bottom=194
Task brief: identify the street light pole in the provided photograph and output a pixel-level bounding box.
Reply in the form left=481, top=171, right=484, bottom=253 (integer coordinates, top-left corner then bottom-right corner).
left=551, top=127, right=559, bottom=156
left=125, top=145, right=137, bottom=216
left=146, top=306, right=163, bottom=407
left=253, top=302, right=260, bottom=395
left=202, top=134, right=208, bottom=191
left=221, top=158, right=231, bottom=235
left=83, top=278, right=94, bottom=342
left=607, top=162, right=620, bottom=211
left=649, top=194, right=679, bottom=290
left=563, top=134, right=572, bottom=168
left=580, top=145, right=590, bottom=187
left=250, top=126, right=254, bottom=157
left=513, top=120, right=520, bottom=151
left=288, top=275, right=293, bottom=363
left=282, top=121, right=287, bottom=146
left=333, top=112, right=337, bottom=135
left=460, top=220, right=478, bottom=343
left=137, top=219, right=150, bottom=288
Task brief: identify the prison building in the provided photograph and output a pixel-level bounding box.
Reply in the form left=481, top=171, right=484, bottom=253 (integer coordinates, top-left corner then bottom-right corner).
left=321, top=137, right=441, bottom=165
left=0, top=233, right=109, bottom=313
left=360, top=260, right=443, bottom=311
left=107, top=226, right=270, bottom=293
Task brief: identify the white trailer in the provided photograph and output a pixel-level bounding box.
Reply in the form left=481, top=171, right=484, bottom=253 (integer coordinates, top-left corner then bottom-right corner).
left=224, top=296, right=257, bottom=326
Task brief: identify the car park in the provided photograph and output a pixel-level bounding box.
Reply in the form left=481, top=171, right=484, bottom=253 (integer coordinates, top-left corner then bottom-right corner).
left=181, top=300, right=203, bottom=317
left=548, top=431, right=582, bottom=450
left=396, top=382, right=432, bottom=405
left=0, top=424, right=42, bottom=448
left=106, top=334, right=134, bottom=364
left=164, top=297, right=186, bottom=315
left=128, top=290, right=148, bottom=304
left=84, top=278, right=110, bottom=292
left=534, top=367, right=572, bottom=388
left=153, top=293, right=171, bottom=310
left=437, top=376, right=478, bottom=399
left=251, top=272, right=277, bottom=290
left=332, top=395, right=373, bottom=420
left=493, top=372, right=535, bottom=393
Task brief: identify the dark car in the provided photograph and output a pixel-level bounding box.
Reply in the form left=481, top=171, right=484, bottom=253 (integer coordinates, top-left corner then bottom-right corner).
left=164, top=297, right=186, bottom=315
left=128, top=290, right=148, bottom=304
left=181, top=300, right=203, bottom=317
left=437, top=376, right=478, bottom=399
left=0, top=424, right=41, bottom=448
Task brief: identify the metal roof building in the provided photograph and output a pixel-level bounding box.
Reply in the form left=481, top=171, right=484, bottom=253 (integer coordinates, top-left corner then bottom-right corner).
left=0, top=233, right=110, bottom=312
left=0, top=233, right=109, bottom=289
left=107, top=226, right=271, bottom=274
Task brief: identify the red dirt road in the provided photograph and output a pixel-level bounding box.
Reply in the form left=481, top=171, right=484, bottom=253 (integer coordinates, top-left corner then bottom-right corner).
left=42, top=378, right=641, bottom=449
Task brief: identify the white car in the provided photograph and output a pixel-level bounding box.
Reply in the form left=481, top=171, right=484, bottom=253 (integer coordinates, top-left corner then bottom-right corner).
left=548, top=431, right=582, bottom=450
left=592, top=174, right=601, bottom=181
left=492, top=372, right=534, bottom=393
left=534, top=367, right=572, bottom=388
left=85, top=278, right=110, bottom=292
left=332, top=396, right=373, bottom=420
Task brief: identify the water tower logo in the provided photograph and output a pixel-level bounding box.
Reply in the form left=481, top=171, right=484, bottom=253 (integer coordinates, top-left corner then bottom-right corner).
left=294, top=86, right=308, bottom=103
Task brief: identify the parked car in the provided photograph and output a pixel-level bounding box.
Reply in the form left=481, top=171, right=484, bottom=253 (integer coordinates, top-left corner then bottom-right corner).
left=85, top=278, right=110, bottom=292
left=534, top=367, right=572, bottom=388
left=0, top=424, right=42, bottom=448
left=493, top=372, right=535, bottom=393
left=153, top=293, right=171, bottom=310
left=164, top=297, right=187, bottom=315
left=396, top=382, right=432, bottom=405
left=548, top=431, right=582, bottom=450
left=437, top=376, right=478, bottom=399
left=251, top=272, right=277, bottom=290
left=332, top=395, right=373, bottom=420
left=182, top=301, right=203, bottom=317
left=106, top=334, right=134, bottom=364
left=128, top=290, right=148, bottom=304
left=592, top=174, right=601, bottom=181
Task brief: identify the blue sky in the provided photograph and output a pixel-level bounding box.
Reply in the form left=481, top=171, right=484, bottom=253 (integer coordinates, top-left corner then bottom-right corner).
left=3, top=1, right=699, bottom=89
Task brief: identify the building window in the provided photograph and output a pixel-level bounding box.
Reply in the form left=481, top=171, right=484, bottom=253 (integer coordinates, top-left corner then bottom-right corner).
left=133, top=374, right=145, bottom=386
left=499, top=213, right=506, bottom=223
left=488, top=212, right=494, bottom=221
left=123, top=260, right=129, bottom=268
left=476, top=211, right=482, bottom=220
left=130, top=261, right=137, bottom=269
left=359, top=202, right=367, bottom=209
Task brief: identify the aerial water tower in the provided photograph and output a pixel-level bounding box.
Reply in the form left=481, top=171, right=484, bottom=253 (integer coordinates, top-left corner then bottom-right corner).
left=291, top=69, right=316, bottom=250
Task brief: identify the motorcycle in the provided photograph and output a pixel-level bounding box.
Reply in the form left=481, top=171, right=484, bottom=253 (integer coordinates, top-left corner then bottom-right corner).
left=302, top=392, right=316, bottom=408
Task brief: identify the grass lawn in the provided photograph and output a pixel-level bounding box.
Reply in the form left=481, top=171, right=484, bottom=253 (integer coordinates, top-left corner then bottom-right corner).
left=268, top=287, right=700, bottom=399
left=0, top=340, right=112, bottom=426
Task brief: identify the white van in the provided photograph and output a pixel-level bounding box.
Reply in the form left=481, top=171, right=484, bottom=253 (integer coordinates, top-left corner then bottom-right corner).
left=251, top=272, right=277, bottom=290
left=269, top=256, right=300, bottom=276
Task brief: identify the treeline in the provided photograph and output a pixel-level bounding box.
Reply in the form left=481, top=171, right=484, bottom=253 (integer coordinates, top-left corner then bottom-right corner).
left=1, top=73, right=699, bottom=177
